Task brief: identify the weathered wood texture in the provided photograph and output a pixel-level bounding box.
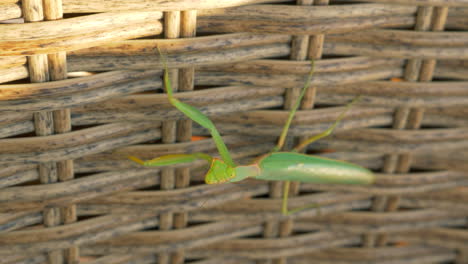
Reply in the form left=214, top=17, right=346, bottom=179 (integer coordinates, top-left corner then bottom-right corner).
left=0, top=1, right=467, bottom=264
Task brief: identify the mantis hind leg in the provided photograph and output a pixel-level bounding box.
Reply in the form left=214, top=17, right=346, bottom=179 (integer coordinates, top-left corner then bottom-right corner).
left=292, top=96, right=361, bottom=153
left=282, top=181, right=321, bottom=216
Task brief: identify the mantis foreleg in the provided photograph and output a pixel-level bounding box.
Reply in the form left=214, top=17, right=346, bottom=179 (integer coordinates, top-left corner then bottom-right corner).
left=157, top=47, right=236, bottom=168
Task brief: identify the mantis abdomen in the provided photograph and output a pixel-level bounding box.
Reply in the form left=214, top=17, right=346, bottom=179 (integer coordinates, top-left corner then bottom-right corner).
left=254, top=152, right=374, bottom=185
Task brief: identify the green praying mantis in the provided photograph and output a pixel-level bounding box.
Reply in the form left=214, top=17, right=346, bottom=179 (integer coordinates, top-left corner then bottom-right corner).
left=130, top=49, right=375, bottom=215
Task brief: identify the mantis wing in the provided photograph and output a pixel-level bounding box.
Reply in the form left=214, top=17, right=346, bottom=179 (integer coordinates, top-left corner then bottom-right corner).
left=255, top=152, right=374, bottom=185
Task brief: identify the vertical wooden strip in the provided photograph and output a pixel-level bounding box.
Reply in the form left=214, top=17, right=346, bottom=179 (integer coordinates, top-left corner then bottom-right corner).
left=366, top=4, right=449, bottom=249
left=289, top=37, right=309, bottom=68
left=456, top=249, right=468, bottom=264
left=51, top=56, right=78, bottom=264
left=43, top=0, right=63, bottom=20
left=375, top=5, right=433, bottom=247
left=48, top=52, right=67, bottom=80
left=45, top=0, right=77, bottom=262
left=159, top=10, right=181, bottom=264
left=27, top=55, right=49, bottom=83
left=34, top=111, right=54, bottom=136
left=180, top=10, right=197, bottom=38
left=300, top=34, right=322, bottom=108
left=38, top=159, right=58, bottom=183
left=291, top=0, right=328, bottom=239
left=289, top=0, right=330, bottom=204
left=263, top=2, right=321, bottom=264
left=300, top=0, right=329, bottom=139
left=420, top=6, right=448, bottom=82
left=53, top=108, right=71, bottom=134
left=403, top=6, right=433, bottom=82
left=21, top=0, right=43, bottom=22
left=262, top=223, right=278, bottom=264
left=22, top=0, right=64, bottom=262
left=177, top=10, right=197, bottom=142
left=171, top=9, right=197, bottom=264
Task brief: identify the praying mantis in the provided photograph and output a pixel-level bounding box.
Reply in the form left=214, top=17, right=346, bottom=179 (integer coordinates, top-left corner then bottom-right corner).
left=130, top=49, right=375, bottom=215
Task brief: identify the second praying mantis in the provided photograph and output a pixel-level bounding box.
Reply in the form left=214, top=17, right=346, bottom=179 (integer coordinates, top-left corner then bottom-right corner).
left=130, top=49, right=375, bottom=215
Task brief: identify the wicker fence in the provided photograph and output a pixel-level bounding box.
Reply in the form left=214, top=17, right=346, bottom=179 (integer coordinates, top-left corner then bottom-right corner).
left=1, top=0, right=468, bottom=263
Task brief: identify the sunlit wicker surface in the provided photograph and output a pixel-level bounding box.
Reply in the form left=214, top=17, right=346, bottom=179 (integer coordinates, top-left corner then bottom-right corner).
left=1, top=0, right=467, bottom=263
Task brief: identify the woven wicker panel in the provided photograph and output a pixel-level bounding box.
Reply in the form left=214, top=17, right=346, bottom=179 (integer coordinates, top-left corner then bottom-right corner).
left=1, top=0, right=467, bottom=263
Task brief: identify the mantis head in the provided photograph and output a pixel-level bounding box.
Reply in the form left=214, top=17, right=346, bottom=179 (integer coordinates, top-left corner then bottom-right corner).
left=205, top=158, right=260, bottom=184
